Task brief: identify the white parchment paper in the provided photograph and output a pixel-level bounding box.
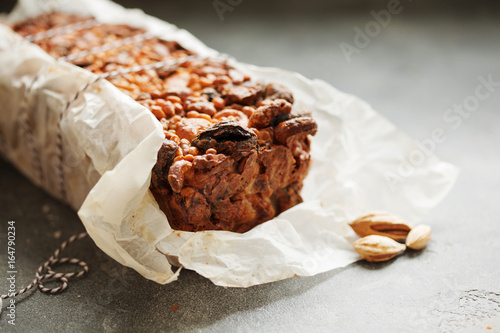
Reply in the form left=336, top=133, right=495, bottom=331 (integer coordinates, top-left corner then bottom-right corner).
left=0, top=0, right=459, bottom=287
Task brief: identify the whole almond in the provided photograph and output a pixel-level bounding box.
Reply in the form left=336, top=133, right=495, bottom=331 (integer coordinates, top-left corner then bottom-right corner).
left=349, top=212, right=412, bottom=241
left=352, top=235, right=406, bottom=262
left=406, top=224, right=432, bottom=250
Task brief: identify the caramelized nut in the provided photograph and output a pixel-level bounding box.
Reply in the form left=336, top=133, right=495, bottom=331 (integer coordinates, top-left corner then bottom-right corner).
left=151, top=105, right=166, bottom=119
left=188, top=147, right=199, bottom=156
left=183, top=154, right=195, bottom=162
left=167, top=95, right=182, bottom=104
left=212, top=97, right=225, bottom=110
left=241, top=106, right=255, bottom=118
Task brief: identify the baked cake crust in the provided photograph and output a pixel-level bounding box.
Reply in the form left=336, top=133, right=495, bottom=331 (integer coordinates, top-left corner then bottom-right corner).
left=13, top=13, right=318, bottom=232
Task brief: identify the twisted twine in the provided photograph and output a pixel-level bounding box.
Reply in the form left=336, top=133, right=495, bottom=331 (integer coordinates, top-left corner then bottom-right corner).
left=0, top=232, right=89, bottom=311
left=60, top=31, right=156, bottom=63
left=25, top=19, right=100, bottom=42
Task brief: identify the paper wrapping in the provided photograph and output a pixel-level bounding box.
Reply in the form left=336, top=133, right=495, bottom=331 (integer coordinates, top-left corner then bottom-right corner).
left=0, top=0, right=459, bottom=287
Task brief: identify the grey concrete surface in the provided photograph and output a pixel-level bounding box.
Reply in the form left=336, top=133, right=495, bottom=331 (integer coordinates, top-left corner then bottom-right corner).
left=1, top=1, right=499, bottom=332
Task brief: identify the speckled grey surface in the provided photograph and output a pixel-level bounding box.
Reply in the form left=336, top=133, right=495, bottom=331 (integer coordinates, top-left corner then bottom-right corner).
left=0, top=1, right=499, bottom=332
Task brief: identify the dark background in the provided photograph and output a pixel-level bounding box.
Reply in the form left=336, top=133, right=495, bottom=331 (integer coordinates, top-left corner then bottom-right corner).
left=1, top=1, right=499, bottom=332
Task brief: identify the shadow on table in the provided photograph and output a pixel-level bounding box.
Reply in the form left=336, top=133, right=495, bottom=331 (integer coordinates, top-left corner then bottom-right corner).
left=82, top=257, right=354, bottom=332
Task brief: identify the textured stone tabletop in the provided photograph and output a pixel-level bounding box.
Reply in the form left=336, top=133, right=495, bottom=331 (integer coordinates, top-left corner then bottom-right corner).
left=0, top=0, right=499, bottom=332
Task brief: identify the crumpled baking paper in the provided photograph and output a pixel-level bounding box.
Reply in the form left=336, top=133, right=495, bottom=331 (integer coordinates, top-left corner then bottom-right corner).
left=0, top=0, right=459, bottom=287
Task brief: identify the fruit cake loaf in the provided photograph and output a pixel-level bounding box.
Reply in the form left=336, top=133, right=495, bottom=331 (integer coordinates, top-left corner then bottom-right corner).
left=13, top=13, right=318, bottom=233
